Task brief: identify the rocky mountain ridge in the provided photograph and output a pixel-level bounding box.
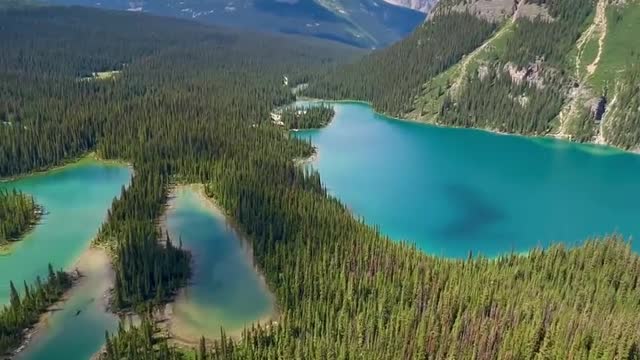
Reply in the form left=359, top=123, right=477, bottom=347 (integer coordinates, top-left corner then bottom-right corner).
left=41, top=0, right=427, bottom=48
left=382, top=0, right=437, bottom=13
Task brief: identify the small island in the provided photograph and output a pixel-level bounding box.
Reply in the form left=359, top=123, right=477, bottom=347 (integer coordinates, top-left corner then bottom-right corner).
left=280, top=104, right=335, bottom=130
left=0, top=189, right=44, bottom=245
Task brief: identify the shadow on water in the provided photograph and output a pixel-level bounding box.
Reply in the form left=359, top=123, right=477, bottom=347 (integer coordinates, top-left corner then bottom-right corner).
left=437, top=183, right=506, bottom=241
left=293, top=101, right=640, bottom=258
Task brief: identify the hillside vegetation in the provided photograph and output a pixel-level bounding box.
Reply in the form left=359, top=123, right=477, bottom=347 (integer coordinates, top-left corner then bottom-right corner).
left=1, top=5, right=640, bottom=360
left=307, top=0, right=640, bottom=151
left=304, top=12, right=497, bottom=114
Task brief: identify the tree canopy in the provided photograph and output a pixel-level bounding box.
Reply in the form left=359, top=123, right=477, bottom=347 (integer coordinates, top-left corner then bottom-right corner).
left=1, top=5, right=639, bottom=359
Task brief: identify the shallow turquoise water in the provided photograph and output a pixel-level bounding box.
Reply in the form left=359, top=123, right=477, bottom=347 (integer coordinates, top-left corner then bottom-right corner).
left=15, top=253, right=121, bottom=360
left=164, top=187, right=274, bottom=341
left=294, top=101, right=640, bottom=258
left=0, top=159, right=132, bottom=359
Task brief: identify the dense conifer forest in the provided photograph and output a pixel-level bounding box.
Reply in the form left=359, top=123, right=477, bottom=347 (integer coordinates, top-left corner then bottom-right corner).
left=303, top=12, right=497, bottom=115
left=96, top=170, right=192, bottom=309
left=99, top=316, right=185, bottom=360
left=0, top=265, right=71, bottom=355
left=305, top=0, right=640, bottom=150
left=1, top=4, right=640, bottom=359
left=0, top=189, right=41, bottom=244
left=304, top=0, right=594, bottom=133
left=280, top=105, right=335, bottom=129
left=436, top=0, right=595, bottom=136
left=439, top=67, right=566, bottom=134
left=502, top=0, right=594, bottom=68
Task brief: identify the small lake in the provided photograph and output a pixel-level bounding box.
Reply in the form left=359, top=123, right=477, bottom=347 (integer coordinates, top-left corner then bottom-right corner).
left=293, top=101, right=640, bottom=258
left=0, top=158, right=132, bottom=359
left=162, top=186, right=275, bottom=342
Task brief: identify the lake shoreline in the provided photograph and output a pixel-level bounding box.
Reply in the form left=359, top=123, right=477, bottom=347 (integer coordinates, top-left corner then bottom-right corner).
left=157, top=184, right=278, bottom=347
left=291, top=99, right=640, bottom=258
left=294, top=151, right=318, bottom=166
left=0, top=204, right=46, bottom=256
left=12, top=246, right=114, bottom=359
left=0, top=159, right=132, bottom=360
left=0, top=152, right=130, bottom=184
left=295, top=97, right=638, bottom=155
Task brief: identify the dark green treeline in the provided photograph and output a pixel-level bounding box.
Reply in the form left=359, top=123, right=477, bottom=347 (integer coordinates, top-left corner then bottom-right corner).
left=303, top=0, right=596, bottom=135
left=1, top=5, right=640, bottom=360
left=438, top=0, right=595, bottom=136
left=0, top=6, right=355, bottom=311
left=440, top=68, right=566, bottom=135
left=303, top=12, right=497, bottom=116
left=0, top=189, right=41, bottom=244
left=101, top=316, right=184, bottom=360
left=301, top=0, right=640, bottom=149
left=0, top=265, right=71, bottom=355
left=503, top=0, right=595, bottom=68
left=281, top=105, right=336, bottom=129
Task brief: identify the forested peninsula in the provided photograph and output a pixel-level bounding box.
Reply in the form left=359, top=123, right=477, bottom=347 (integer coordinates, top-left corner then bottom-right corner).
left=0, top=4, right=639, bottom=360
left=0, top=189, right=42, bottom=245
left=280, top=104, right=336, bottom=130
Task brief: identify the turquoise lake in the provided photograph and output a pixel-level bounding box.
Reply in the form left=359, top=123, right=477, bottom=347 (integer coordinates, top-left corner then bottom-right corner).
left=0, top=159, right=132, bottom=360
left=163, top=187, right=275, bottom=342
left=15, top=249, right=122, bottom=360
left=293, top=101, right=640, bottom=258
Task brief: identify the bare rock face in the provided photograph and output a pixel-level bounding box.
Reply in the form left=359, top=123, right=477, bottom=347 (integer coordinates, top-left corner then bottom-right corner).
left=383, top=0, right=438, bottom=13
left=515, top=2, right=553, bottom=21
left=590, top=96, right=607, bottom=121
left=504, top=61, right=546, bottom=89
left=478, top=64, right=491, bottom=81
left=431, top=0, right=552, bottom=23
left=449, top=0, right=517, bottom=22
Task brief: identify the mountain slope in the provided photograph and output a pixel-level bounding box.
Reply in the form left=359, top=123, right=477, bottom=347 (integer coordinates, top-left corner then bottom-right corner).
left=304, top=11, right=497, bottom=113
left=382, top=0, right=438, bottom=13
left=3, top=5, right=640, bottom=359
left=306, top=0, right=640, bottom=150
left=41, top=0, right=426, bottom=48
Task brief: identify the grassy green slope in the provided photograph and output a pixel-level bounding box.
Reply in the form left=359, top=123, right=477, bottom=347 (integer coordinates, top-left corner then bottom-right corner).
left=594, top=1, right=640, bottom=149
left=589, top=2, right=640, bottom=92
left=569, top=0, right=640, bottom=148
left=309, top=0, right=640, bottom=150
left=426, top=0, right=640, bottom=149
